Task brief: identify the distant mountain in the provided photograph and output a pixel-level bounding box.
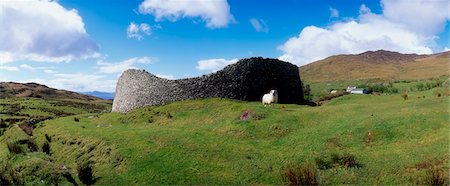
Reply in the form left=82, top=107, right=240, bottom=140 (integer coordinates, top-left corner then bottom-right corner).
left=0, top=82, right=102, bottom=101
left=299, top=50, right=449, bottom=83
left=81, top=91, right=114, bottom=100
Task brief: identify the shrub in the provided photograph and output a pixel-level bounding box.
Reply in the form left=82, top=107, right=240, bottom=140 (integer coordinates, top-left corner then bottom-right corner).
left=77, top=162, right=95, bottom=185
left=281, top=161, right=318, bottom=186
left=420, top=168, right=448, bottom=185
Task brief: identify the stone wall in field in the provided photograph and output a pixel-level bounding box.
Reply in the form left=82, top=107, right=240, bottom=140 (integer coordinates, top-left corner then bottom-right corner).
left=112, top=57, right=304, bottom=113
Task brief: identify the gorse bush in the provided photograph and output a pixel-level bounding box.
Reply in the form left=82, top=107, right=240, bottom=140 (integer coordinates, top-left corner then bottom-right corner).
left=281, top=161, right=318, bottom=186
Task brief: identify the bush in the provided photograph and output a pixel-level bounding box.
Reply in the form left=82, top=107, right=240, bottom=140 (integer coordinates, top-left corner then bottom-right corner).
left=77, top=162, right=95, bottom=185
left=281, top=161, right=318, bottom=186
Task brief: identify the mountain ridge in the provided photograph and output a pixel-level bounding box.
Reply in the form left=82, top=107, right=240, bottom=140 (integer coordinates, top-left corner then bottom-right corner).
left=0, top=82, right=103, bottom=100
left=299, top=50, right=449, bottom=83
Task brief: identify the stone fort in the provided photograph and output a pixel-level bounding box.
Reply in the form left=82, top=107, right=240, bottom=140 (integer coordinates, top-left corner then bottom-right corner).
left=112, top=57, right=304, bottom=113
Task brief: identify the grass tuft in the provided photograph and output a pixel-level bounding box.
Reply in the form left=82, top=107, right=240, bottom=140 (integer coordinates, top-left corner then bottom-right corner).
left=419, top=167, right=449, bottom=186
left=281, top=161, right=319, bottom=186
left=316, top=153, right=362, bottom=170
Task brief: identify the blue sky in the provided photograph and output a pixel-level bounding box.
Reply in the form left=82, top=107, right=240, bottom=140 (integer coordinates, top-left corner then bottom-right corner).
left=0, top=0, right=448, bottom=92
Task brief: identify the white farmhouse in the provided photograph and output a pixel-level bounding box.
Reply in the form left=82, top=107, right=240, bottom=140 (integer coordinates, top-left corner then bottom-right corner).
left=346, top=86, right=368, bottom=94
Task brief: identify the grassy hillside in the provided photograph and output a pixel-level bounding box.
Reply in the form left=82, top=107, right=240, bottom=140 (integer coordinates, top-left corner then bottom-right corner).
left=1, top=86, right=447, bottom=185
left=0, top=98, right=111, bottom=185
left=0, top=82, right=103, bottom=100
left=300, top=50, right=449, bottom=83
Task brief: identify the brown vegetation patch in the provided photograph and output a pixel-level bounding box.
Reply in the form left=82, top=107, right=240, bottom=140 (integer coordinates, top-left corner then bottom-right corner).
left=281, top=161, right=319, bottom=186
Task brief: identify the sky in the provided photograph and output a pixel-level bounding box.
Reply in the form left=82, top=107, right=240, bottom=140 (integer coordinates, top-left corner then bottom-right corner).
left=1, top=0, right=449, bottom=92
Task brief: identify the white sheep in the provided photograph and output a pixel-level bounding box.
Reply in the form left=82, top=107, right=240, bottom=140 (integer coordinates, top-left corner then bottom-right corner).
left=262, top=90, right=278, bottom=107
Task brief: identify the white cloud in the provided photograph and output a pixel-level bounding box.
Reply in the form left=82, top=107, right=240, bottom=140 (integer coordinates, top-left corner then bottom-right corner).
left=278, top=0, right=448, bottom=66
left=138, top=0, right=234, bottom=28
left=20, top=64, right=55, bottom=73
left=329, top=7, right=339, bottom=18
left=127, top=22, right=159, bottom=40
left=154, top=74, right=175, bottom=80
left=250, top=18, right=269, bottom=33
left=196, top=58, right=238, bottom=72
left=381, top=0, right=449, bottom=36
left=97, top=57, right=155, bottom=74
left=20, top=64, right=35, bottom=70
left=0, top=66, right=19, bottom=71
left=0, top=0, right=99, bottom=63
left=44, top=69, right=57, bottom=74
left=359, top=4, right=371, bottom=14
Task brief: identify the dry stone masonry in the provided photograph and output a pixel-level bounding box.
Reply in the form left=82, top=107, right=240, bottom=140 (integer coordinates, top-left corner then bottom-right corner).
left=112, top=57, right=304, bottom=113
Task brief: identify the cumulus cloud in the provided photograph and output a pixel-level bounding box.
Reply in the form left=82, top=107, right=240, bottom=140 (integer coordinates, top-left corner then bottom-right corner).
left=278, top=0, right=449, bottom=66
left=196, top=58, right=238, bottom=72
left=97, top=57, right=155, bottom=74
left=359, top=4, right=371, bottom=14
left=329, top=7, right=339, bottom=18
left=250, top=18, right=269, bottom=32
left=0, top=0, right=99, bottom=63
left=381, top=0, right=449, bottom=36
left=138, top=0, right=234, bottom=28
left=127, top=22, right=161, bottom=40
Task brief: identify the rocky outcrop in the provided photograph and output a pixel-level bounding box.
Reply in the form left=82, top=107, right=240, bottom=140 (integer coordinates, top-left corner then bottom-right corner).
left=112, top=57, right=304, bottom=113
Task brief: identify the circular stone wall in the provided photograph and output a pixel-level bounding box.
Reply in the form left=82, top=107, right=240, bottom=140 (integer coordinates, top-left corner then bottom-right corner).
left=112, top=57, right=304, bottom=113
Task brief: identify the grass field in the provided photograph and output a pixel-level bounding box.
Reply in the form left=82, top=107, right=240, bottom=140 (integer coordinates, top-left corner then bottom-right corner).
left=304, top=76, right=448, bottom=101
left=1, top=85, right=447, bottom=185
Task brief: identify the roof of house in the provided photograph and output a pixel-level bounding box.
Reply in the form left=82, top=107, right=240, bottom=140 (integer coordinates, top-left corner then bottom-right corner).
left=351, top=88, right=366, bottom=91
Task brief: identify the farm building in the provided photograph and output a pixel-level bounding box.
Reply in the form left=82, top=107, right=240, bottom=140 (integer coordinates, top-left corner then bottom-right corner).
left=346, top=86, right=368, bottom=94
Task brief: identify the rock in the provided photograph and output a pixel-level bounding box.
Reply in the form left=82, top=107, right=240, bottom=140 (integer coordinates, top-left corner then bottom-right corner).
left=112, top=57, right=305, bottom=113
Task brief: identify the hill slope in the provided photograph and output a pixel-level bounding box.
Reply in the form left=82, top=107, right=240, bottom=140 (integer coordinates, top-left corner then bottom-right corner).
left=1, top=88, right=443, bottom=185
left=0, top=82, right=102, bottom=100
left=300, top=50, right=449, bottom=83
